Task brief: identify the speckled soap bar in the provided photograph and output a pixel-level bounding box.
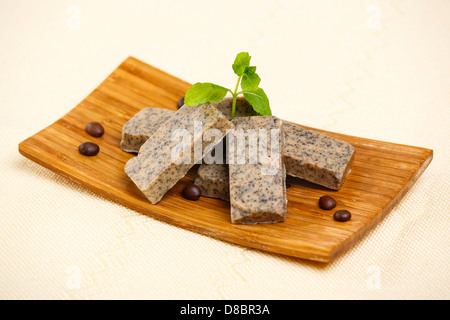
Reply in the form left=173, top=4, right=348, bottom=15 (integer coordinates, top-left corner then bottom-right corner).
left=194, top=163, right=230, bottom=201
left=282, top=122, right=355, bottom=190
left=194, top=163, right=229, bottom=200
left=121, top=107, right=174, bottom=153
left=125, top=104, right=233, bottom=204
left=228, top=116, right=287, bottom=224
left=212, top=96, right=258, bottom=120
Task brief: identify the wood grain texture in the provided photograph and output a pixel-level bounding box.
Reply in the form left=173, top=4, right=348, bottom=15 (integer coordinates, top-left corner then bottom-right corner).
left=18, top=56, right=433, bottom=263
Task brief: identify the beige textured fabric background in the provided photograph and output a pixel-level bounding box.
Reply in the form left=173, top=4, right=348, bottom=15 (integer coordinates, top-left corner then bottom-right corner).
left=1, top=0, right=449, bottom=299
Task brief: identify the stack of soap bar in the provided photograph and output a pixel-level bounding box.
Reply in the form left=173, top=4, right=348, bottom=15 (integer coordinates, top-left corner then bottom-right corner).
left=125, top=104, right=233, bottom=204
left=194, top=95, right=355, bottom=200
left=195, top=121, right=355, bottom=200
left=228, top=116, right=287, bottom=224
left=194, top=98, right=253, bottom=200
left=120, top=98, right=254, bottom=153
left=121, top=107, right=174, bottom=153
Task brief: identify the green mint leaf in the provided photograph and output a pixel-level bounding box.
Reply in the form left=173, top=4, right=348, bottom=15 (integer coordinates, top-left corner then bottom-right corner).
left=243, top=66, right=256, bottom=75
left=184, top=82, right=229, bottom=106
left=241, top=68, right=261, bottom=91
left=243, top=87, right=271, bottom=116
left=232, top=52, right=251, bottom=76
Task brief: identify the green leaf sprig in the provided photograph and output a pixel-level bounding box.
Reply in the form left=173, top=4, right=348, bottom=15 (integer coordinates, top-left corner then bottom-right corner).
left=184, top=52, right=271, bottom=119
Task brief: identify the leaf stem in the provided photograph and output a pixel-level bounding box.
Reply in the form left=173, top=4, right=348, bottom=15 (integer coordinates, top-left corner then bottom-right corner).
left=231, top=75, right=242, bottom=119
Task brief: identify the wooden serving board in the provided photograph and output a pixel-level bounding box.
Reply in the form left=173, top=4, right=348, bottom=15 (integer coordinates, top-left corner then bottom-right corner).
left=18, top=56, right=433, bottom=263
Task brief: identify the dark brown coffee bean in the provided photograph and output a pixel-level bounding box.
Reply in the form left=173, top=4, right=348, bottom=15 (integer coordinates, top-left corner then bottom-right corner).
left=334, top=210, right=351, bottom=222
left=181, top=183, right=201, bottom=200
left=177, top=96, right=185, bottom=109
left=318, top=196, right=336, bottom=210
left=85, top=122, right=104, bottom=137
left=79, top=142, right=100, bottom=156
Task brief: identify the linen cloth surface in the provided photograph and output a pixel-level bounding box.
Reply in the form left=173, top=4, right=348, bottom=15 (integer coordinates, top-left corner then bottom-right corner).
left=0, top=0, right=448, bottom=299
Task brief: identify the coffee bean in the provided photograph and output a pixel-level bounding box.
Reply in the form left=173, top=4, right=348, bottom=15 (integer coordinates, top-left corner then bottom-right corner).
left=79, top=142, right=100, bottom=156
left=85, top=122, right=104, bottom=137
left=181, top=183, right=201, bottom=200
left=334, top=210, right=351, bottom=222
left=318, top=196, right=336, bottom=210
left=177, top=96, right=185, bottom=109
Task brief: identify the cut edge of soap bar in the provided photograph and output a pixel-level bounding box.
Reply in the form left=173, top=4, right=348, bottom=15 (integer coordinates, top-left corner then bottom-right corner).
left=124, top=103, right=234, bottom=204
left=231, top=200, right=287, bottom=224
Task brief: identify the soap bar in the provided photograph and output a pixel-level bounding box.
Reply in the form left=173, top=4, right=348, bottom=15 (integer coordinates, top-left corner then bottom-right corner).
left=212, top=96, right=258, bottom=120
left=125, top=104, right=233, bottom=204
left=121, top=107, right=174, bottom=153
left=228, top=116, right=287, bottom=224
left=194, top=164, right=229, bottom=200
left=194, top=163, right=230, bottom=201
left=282, top=122, right=355, bottom=190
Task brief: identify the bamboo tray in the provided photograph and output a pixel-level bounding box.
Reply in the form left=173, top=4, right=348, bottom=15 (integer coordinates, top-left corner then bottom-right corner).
left=18, top=56, right=433, bottom=263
